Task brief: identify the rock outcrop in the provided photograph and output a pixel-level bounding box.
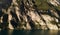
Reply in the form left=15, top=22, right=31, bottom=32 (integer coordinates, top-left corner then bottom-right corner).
left=0, top=0, right=60, bottom=30
left=48, top=0, right=60, bottom=6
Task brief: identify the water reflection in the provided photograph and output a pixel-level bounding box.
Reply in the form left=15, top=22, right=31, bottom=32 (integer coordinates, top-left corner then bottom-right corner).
left=0, top=30, right=8, bottom=35
left=0, top=30, right=60, bottom=35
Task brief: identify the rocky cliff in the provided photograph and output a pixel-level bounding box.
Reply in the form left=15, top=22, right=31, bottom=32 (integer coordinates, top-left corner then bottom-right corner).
left=0, top=0, right=60, bottom=30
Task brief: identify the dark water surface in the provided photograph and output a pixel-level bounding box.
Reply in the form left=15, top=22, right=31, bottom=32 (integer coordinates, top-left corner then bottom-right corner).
left=0, top=30, right=60, bottom=35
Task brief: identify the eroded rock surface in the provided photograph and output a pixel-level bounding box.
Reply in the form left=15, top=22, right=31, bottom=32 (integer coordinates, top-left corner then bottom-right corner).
left=0, top=0, right=60, bottom=30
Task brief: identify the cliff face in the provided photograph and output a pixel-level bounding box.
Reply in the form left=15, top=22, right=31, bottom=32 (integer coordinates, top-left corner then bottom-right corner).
left=0, top=0, right=60, bottom=30
left=49, top=0, right=60, bottom=6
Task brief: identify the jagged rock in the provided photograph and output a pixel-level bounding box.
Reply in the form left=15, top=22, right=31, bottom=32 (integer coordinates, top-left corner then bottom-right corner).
left=0, top=0, right=60, bottom=30
left=47, top=22, right=58, bottom=30
left=8, top=22, right=14, bottom=29
left=26, top=22, right=31, bottom=30
left=48, top=0, right=60, bottom=6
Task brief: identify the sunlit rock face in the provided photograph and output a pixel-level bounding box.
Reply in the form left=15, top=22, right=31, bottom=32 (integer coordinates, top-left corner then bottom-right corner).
left=49, top=0, right=60, bottom=6
left=0, top=0, right=60, bottom=30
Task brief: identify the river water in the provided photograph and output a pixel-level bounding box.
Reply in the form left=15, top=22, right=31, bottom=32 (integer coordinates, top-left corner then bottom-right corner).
left=0, top=30, right=60, bottom=35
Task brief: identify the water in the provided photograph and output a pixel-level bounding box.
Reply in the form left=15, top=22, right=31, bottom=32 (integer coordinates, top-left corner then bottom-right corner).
left=0, top=30, right=60, bottom=35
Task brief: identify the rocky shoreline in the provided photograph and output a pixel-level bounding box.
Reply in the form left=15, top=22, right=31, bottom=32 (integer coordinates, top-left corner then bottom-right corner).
left=0, top=0, right=60, bottom=30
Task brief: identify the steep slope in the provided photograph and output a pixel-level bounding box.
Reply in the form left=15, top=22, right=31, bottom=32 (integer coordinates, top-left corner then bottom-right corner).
left=0, top=0, right=60, bottom=30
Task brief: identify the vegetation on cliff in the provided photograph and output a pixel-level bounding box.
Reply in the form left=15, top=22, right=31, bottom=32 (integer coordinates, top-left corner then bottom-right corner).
left=0, top=0, right=60, bottom=30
